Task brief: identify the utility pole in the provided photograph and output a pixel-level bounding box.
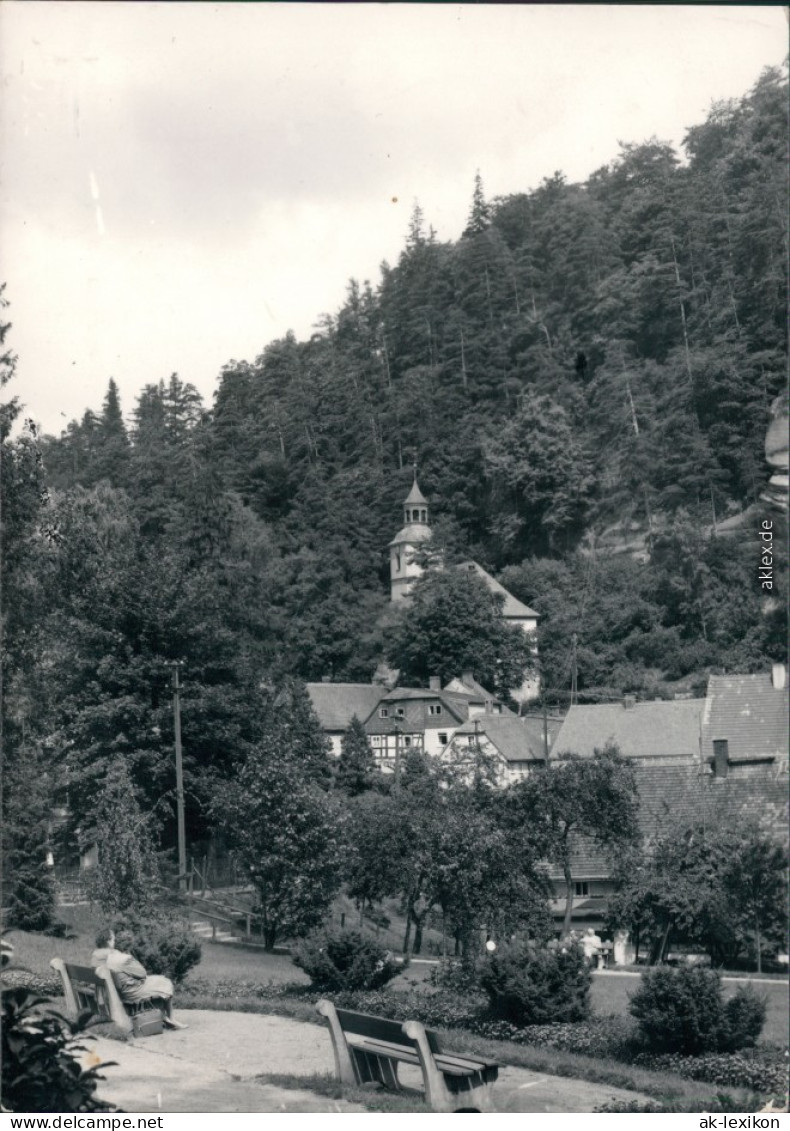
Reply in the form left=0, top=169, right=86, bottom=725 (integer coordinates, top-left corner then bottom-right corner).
left=170, top=662, right=187, bottom=893
left=543, top=700, right=549, bottom=762
left=393, top=723, right=402, bottom=792
left=570, top=633, right=578, bottom=707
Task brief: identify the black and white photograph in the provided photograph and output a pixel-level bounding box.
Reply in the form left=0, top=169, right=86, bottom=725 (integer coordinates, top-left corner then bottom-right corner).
left=1, top=1, right=788, bottom=1119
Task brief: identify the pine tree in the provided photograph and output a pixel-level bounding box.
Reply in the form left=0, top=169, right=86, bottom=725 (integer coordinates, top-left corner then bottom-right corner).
left=463, top=171, right=491, bottom=237
left=3, top=747, right=57, bottom=931
left=336, top=715, right=376, bottom=795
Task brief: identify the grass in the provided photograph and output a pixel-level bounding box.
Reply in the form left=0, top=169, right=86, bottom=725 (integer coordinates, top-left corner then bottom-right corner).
left=256, top=1072, right=428, bottom=1113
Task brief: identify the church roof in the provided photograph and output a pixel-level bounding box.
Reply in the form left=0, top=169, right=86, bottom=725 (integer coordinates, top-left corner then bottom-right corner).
left=389, top=524, right=433, bottom=547
left=404, top=478, right=428, bottom=506
left=455, top=561, right=539, bottom=619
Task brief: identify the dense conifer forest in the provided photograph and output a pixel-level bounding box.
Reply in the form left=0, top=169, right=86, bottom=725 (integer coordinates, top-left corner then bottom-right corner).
left=2, top=66, right=787, bottom=857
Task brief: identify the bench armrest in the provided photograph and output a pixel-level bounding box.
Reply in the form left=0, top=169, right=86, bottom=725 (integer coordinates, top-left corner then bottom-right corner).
left=317, top=999, right=357, bottom=1086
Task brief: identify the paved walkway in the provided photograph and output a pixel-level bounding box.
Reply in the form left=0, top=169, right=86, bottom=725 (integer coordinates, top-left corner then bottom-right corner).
left=82, top=1010, right=651, bottom=1114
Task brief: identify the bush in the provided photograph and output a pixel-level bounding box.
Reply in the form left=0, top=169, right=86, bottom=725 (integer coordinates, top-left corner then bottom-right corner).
left=629, top=967, right=766, bottom=1055
left=1, top=986, right=115, bottom=1112
left=719, top=985, right=767, bottom=1052
left=113, top=913, right=201, bottom=985
left=479, top=940, right=592, bottom=1027
left=428, top=958, right=482, bottom=995
left=293, top=930, right=401, bottom=992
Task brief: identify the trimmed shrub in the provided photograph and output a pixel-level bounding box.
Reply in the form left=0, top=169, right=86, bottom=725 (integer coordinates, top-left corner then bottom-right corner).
left=1, top=986, right=115, bottom=1112
left=719, top=985, right=767, bottom=1052
left=479, top=940, right=592, bottom=1026
left=113, top=913, right=202, bottom=985
left=628, top=967, right=766, bottom=1055
left=293, top=930, right=401, bottom=992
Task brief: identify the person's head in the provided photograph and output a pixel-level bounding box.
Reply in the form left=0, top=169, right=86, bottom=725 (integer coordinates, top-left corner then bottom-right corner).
left=95, top=927, right=115, bottom=950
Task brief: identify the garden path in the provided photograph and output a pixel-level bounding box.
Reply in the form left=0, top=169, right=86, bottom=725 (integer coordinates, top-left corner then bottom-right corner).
left=83, top=1010, right=652, bottom=1114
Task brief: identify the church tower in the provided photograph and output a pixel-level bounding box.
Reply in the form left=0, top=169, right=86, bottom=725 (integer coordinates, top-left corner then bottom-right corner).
left=390, top=473, right=433, bottom=602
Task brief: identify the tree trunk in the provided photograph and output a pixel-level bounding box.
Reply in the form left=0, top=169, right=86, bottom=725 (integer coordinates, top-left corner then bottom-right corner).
left=403, top=897, right=413, bottom=954
left=562, top=857, right=574, bottom=938
left=263, top=925, right=277, bottom=952
left=412, top=911, right=424, bottom=956
left=651, top=920, right=672, bottom=965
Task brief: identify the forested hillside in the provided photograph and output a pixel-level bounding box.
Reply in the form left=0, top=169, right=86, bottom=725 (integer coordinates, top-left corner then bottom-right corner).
left=2, top=68, right=787, bottom=853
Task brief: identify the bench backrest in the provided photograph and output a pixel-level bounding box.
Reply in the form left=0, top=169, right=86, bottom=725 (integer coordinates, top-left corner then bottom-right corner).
left=335, top=1008, right=441, bottom=1055
left=62, top=963, right=114, bottom=1021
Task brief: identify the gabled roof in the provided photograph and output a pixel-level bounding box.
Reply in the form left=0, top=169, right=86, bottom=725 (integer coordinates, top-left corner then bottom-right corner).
left=702, top=673, right=789, bottom=762
left=306, top=683, right=386, bottom=732
left=551, top=699, right=705, bottom=760
left=444, top=675, right=495, bottom=701
left=452, top=715, right=546, bottom=763
left=455, top=561, right=539, bottom=619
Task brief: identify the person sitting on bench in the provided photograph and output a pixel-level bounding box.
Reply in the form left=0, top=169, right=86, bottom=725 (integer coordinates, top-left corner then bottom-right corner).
left=91, top=928, right=188, bottom=1030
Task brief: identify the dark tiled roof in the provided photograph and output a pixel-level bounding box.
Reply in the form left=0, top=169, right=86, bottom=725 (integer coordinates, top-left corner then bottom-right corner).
left=552, top=699, right=705, bottom=760
left=702, top=674, right=789, bottom=762
left=454, top=561, right=539, bottom=619
left=306, top=683, right=386, bottom=732
left=548, top=761, right=789, bottom=880
left=365, top=692, right=466, bottom=734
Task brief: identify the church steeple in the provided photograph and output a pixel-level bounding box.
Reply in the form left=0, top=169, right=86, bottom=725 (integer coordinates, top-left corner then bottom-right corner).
left=402, top=465, right=429, bottom=527
left=389, top=469, right=433, bottom=602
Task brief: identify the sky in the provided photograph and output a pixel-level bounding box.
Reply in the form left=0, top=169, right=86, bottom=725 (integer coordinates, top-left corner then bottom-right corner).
left=1, top=2, right=787, bottom=437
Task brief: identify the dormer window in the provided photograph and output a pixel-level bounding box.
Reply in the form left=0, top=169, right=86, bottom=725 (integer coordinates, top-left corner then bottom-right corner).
left=395, top=707, right=405, bottom=718
left=379, top=708, right=389, bottom=719
left=428, top=704, right=442, bottom=716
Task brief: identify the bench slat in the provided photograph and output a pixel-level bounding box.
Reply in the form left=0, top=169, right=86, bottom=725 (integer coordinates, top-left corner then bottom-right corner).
left=348, top=1036, right=495, bottom=1078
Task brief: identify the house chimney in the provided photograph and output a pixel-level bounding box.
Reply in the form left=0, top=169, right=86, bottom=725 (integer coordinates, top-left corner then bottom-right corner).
left=772, top=663, right=786, bottom=690
left=429, top=676, right=441, bottom=691
left=623, top=695, right=636, bottom=710
left=462, top=670, right=474, bottom=688
left=712, top=739, right=729, bottom=779
left=484, top=698, right=494, bottom=713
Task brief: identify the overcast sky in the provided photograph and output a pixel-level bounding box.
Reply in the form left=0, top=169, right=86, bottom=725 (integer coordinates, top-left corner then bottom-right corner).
left=1, top=2, right=786, bottom=436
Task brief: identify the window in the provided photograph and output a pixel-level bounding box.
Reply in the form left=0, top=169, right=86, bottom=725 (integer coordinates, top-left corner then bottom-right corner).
left=379, top=708, right=389, bottom=719
left=371, top=735, right=381, bottom=746
left=413, top=509, right=420, bottom=521
left=395, top=552, right=401, bottom=571
left=574, top=882, right=589, bottom=897
left=421, top=509, right=426, bottom=522
left=395, top=707, right=405, bottom=718
left=428, top=704, right=442, bottom=716
left=403, top=736, right=411, bottom=747
left=438, top=733, right=448, bottom=746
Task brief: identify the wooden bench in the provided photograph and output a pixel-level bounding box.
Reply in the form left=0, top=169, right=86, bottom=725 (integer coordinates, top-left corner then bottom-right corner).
left=50, top=959, right=161, bottom=1035
left=317, top=999, right=499, bottom=1112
